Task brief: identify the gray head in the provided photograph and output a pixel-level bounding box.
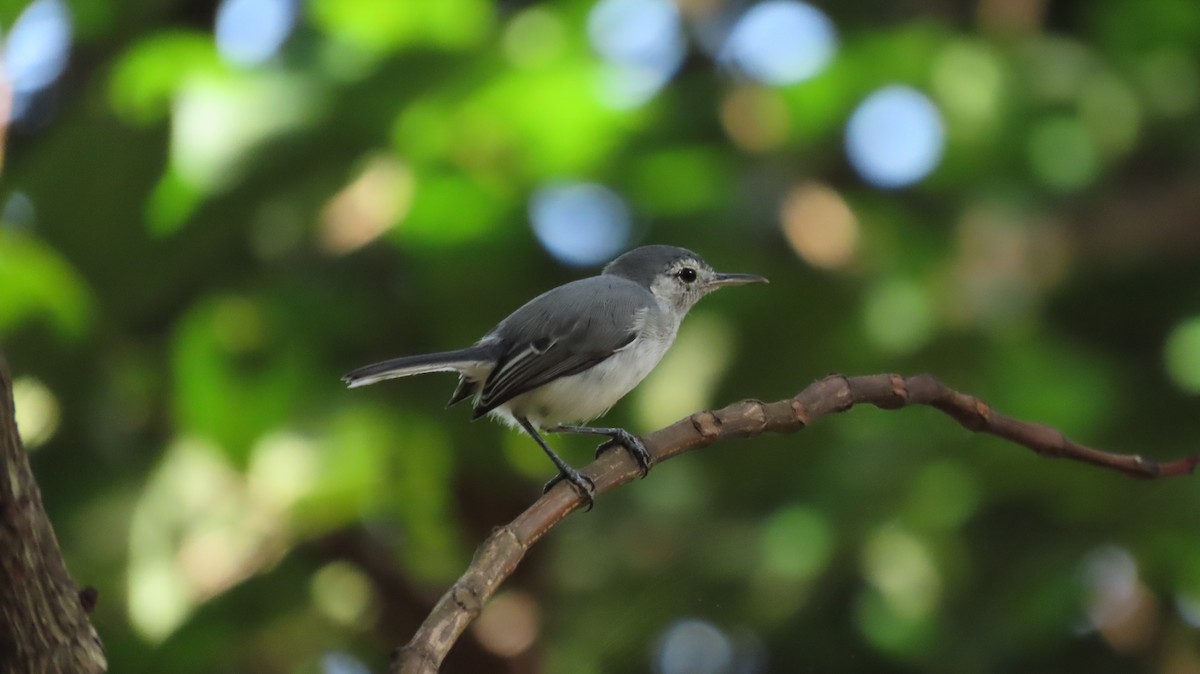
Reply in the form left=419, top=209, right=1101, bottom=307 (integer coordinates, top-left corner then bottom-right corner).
left=603, top=245, right=768, bottom=313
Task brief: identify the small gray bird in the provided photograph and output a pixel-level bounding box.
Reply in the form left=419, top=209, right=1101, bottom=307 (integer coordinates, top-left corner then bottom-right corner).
left=342, top=245, right=767, bottom=506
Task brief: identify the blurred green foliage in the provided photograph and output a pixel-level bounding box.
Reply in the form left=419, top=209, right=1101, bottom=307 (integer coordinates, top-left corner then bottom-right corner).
left=2, top=0, right=1200, bottom=672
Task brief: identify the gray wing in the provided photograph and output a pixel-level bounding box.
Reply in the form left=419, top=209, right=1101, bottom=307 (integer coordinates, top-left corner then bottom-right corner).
left=471, top=276, right=653, bottom=419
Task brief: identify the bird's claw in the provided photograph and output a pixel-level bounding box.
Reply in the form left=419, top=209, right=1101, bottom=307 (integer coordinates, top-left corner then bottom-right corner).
left=595, top=430, right=653, bottom=478
left=543, top=467, right=597, bottom=511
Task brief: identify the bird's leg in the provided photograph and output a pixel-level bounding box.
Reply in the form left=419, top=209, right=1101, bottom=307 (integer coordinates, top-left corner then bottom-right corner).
left=516, top=417, right=596, bottom=511
left=545, top=424, right=652, bottom=478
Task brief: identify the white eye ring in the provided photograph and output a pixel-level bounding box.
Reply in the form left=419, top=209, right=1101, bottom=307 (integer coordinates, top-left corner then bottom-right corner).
left=677, top=267, right=697, bottom=283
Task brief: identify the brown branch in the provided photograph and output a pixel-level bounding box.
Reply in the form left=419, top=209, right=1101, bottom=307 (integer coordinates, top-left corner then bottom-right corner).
left=0, top=356, right=107, bottom=673
left=309, top=529, right=511, bottom=672
left=391, top=373, right=1199, bottom=674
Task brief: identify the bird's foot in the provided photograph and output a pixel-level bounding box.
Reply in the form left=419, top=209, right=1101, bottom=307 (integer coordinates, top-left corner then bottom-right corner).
left=595, top=430, right=653, bottom=478
left=543, top=466, right=597, bottom=511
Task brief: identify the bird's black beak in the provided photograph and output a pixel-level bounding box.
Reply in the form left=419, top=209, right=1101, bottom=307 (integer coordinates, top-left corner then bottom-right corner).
left=709, top=272, right=769, bottom=288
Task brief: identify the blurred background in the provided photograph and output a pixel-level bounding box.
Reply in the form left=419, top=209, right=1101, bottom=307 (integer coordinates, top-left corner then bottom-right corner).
left=2, top=0, right=1200, bottom=671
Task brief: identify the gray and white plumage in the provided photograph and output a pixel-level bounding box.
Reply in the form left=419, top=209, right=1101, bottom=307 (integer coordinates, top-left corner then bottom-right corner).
left=342, top=245, right=767, bottom=500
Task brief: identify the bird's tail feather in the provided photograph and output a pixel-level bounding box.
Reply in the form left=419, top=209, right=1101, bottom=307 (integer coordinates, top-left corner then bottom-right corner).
left=342, top=346, right=493, bottom=389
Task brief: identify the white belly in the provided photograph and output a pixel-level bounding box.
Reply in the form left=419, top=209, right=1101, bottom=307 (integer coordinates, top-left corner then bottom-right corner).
left=493, top=333, right=672, bottom=428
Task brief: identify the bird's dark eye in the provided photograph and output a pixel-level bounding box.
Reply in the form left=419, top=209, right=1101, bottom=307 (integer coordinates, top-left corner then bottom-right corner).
left=677, top=267, right=697, bottom=283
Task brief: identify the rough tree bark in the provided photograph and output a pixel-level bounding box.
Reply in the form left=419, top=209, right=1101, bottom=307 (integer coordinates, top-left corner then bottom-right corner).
left=0, top=356, right=106, bottom=674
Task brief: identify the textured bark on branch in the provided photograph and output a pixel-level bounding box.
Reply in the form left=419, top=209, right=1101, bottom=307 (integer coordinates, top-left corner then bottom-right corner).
left=391, top=373, right=1198, bottom=674
left=0, top=358, right=106, bottom=674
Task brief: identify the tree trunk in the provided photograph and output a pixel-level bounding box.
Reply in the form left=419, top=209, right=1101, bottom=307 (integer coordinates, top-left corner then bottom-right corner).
left=0, top=355, right=106, bottom=674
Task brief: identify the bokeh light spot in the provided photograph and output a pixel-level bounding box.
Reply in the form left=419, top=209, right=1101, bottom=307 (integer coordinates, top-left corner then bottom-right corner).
left=12, top=376, right=60, bottom=449
left=1139, top=48, right=1199, bottom=118
left=1176, top=593, right=1200, bottom=628
left=502, top=7, right=567, bottom=68
left=128, top=556, right=192, bottom=642
left=2, top=192, right=36, bottom=231
left=855, top=586, right=935, bottom=657
left=309, top=0, right=492, bottom=55
left=1082, top=546, right=1157, bottom=653
left=720, top=1, right=837, bottom=86
left=530, top=182, right=632, bottom=267
left=311, top=561, right=375, bottom=627
left=977, top=0, right=1045, bottom=34
left=1027, top=116, right=1098, bottom=191
left=319, top=155, right=414, bottom=255
left=472, top=590, right=541, bottom=657
left=170, top=74, right=317, bottom=199
left=862, top=278, right=934, bottom=354
left=587, top=0, right=685, bottom=107
left=931, top=40, right=1004, bottom=141
left=760, top=505, right=833, bottom=580
left=588, top=0, right=681, bottom=66
left=0, top=227, right=94, bottom=339
left=781, top=182, right=859, bottom=270
left=720, top=86, right=790, bottom=152
left=1080, top=73, right=1141, bottom=158
left=212, top=295, right=266, bottom=354
left=1024, top=38, right=1091, bottom=103
left=862, top=526, right=940, bottom=620
left=946, top=206, right=1070, bottom=329
left=846, top=86, right=945, bottom=189
left=3, top=0, right=73, bottom=121
left=1164, top=316, right=1200, bottom=394
left=654, top=618, right=734, bottom=674
left=128, top=438, right=241, bottom=641
left=247, top=430, right=319, bottom=509
left=215, top=0, right=298, bottom=67
left=322, top=651, right=372, bottom=674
